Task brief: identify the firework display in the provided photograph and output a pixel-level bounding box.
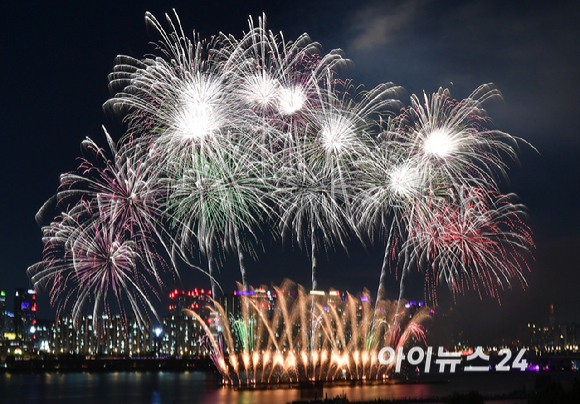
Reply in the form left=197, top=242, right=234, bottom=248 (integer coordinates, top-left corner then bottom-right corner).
left=193, top=279, right=430, bottom=384
left=29, top=11, right=533, bottom=348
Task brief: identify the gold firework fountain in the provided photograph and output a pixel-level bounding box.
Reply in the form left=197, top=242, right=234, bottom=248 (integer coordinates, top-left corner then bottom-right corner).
left=186, top=279, right=431, bottom=385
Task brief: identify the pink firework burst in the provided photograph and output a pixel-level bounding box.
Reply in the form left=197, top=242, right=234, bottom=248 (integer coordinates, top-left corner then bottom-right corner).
left=406, top=186, right=534, bottom=304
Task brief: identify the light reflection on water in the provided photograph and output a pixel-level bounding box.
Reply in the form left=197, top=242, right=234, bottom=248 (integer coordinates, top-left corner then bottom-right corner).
left=0, top=370, right=568, bottom=404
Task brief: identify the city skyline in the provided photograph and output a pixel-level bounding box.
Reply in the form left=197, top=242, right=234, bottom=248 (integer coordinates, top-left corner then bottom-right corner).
left=4, top=283, right=580, bottom=357
left=1, top=282, right=575, bottom=350
left=1, top=0, right=579, bottom=347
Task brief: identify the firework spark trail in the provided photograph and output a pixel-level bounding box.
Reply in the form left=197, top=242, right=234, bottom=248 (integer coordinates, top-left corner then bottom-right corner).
left=105, top=11, right=239, bottom=170
left=104, top=11, right=279, bottom=291
left=28, top=127, right=183, bottom=328
left=390, top=85, right=524, bottom=193
left=30, top=11, right=534, bottom=335
left=28, top=202, right=162, bottom=329
left=193, top=279, right=431, bottom=383
left=405, top=186, right=533, bottom=304
left=274, top=144, right=354, bottom=291
left=165, top=144, right=274, bottom=290
left=273, top=74, right=403, bottom=290
left=355, top=128, right=424, bottom=307
left=217, top=13, right=349, bottom=134
left=355, top=83, right=535, bottom=306
left=214, top=15, right=388, bottom=293
left=59, top=129, right=174, bottom=281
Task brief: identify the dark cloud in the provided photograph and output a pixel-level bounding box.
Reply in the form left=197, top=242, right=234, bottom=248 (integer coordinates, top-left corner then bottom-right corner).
left=347, top=0, right=430, bottom=51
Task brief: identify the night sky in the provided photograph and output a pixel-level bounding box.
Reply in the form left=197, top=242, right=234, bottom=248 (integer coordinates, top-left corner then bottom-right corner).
left=2, top=0, right=579, bottom=344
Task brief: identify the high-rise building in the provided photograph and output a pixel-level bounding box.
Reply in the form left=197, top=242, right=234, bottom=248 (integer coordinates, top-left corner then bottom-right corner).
left=220, top=287, right=278, bottom=320
left=4, top=311, right=14, bottom=335
left=161, top=288, right=213, bottom=357
left=31, top=319, right=52, bottom=352
left=51, top=313, right=152, bottom=356
left=14, top=288, right=37, bottom=349
left=0, top=290, right=5, bottom=338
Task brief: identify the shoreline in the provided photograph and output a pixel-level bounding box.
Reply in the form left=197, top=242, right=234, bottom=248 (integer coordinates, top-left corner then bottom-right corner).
left=0, top=356, right=215, bottom=373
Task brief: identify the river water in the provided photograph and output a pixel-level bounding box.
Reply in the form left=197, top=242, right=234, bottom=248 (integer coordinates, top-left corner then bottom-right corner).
left=0, top=370, right=575, bottom=403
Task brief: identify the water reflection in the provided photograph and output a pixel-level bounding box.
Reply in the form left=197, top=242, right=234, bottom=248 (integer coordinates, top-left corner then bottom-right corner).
left=0, top=370, right=557, bottom=404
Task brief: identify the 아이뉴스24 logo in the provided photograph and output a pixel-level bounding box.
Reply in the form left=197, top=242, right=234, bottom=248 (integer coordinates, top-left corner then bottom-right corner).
left=378, top=346, right=528, bottom=373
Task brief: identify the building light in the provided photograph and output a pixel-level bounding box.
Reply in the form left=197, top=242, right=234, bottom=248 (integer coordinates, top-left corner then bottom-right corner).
left=310, top=290, right=325, bottom=296
left=234, top=290, right=254, bottom=296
